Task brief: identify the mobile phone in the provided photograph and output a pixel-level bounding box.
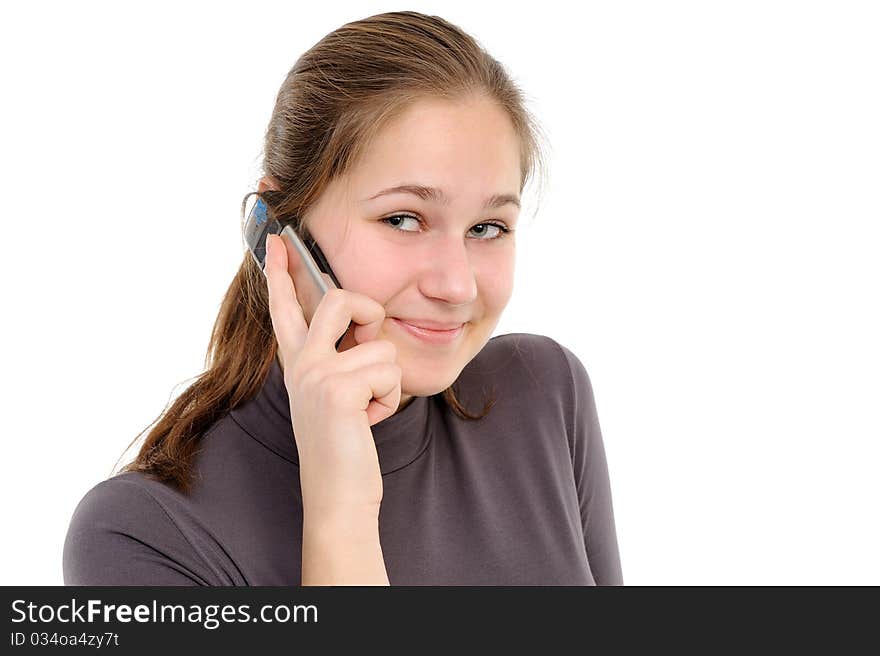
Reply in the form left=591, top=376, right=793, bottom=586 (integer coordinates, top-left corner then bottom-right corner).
left=243, top=195, right=350, bottom=350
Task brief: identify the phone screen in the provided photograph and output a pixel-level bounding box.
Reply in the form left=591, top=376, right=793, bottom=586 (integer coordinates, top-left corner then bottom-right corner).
left=244, top=196, right=351, bottom=350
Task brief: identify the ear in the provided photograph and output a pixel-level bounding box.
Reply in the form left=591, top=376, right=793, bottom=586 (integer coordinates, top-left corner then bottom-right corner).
left=258, top=176, right=280, bottom=193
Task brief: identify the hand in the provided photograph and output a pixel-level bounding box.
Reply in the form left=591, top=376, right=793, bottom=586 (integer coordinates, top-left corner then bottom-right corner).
left=263, top=232, right=402, bottom=521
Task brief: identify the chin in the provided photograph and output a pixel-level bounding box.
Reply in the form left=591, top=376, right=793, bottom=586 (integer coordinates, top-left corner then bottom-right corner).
left=399, top=367, right=460, bottom=398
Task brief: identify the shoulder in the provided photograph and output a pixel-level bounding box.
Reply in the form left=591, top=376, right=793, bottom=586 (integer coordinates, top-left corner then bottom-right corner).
left=468, top=332, right=591, bottom=394
left=455, top=332, right=594, bottom=422
left=62, top=472, right=214, bottom=585
left=65, top=473, right=169, bottom=534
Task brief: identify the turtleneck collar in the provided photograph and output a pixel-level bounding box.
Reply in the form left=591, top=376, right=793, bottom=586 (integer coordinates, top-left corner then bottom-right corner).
left=229, top=358, right=434, bottom=475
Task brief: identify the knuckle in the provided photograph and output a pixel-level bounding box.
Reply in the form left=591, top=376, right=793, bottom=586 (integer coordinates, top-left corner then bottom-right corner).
left=327, top=288, right=346, bottom=304
left=315, top=288, right=342, bottom=311
left=361, top=338, right=396, bottom=362
left=380, top=339, right=398, bottom=361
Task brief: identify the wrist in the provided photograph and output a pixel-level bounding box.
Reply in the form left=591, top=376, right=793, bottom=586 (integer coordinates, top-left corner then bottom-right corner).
left=303, top=506, right=380, bottom=537
left=301, top=510, right=388, bottom=586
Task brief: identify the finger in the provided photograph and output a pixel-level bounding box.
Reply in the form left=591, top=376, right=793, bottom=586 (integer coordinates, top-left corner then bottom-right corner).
left=332, top=338, right=398, bottom=374
left=342, top=362, right=402, bottom=426
left=265, top=233, right=308, bottom=365
left=304, top=288, right=387, bottom=358
left=279, top=233, right=332, bottom=328
left=350, top=314, right=385, bottom=345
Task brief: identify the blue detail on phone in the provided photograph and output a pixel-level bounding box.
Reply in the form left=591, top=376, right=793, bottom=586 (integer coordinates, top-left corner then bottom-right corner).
left=242, top=192, right=349, bottom=350
left=254, top=198, right=269, bottom=227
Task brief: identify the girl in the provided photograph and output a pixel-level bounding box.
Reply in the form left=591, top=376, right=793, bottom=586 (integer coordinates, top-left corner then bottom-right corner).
left=63, top=10, right=622, bottom=586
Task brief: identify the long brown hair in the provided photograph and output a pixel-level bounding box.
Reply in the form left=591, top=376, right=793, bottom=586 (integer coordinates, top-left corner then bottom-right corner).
left=118, top=11, right=549, bottom=493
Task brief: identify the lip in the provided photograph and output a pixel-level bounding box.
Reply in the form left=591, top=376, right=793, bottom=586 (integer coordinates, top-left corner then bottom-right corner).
left=394, top=318, right=466, bottom=330
left=391, top=318, right=465, bottom=345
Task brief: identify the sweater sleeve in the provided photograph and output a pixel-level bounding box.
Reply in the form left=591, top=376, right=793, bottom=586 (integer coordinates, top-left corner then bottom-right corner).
left=63, top=477, right=212, bottom=586
left=554, top=340, right=624, bottom=586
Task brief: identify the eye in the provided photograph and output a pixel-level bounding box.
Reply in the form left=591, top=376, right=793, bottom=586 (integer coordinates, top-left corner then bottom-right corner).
left=381, top=214, right=512, bottom=240
left=469, top=223, right=508, bottom=240
left=381, top=214, right=421, bottom=232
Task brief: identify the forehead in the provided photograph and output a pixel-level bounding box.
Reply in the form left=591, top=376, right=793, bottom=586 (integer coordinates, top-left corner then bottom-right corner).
left=348, top=97, right=522, bottom=199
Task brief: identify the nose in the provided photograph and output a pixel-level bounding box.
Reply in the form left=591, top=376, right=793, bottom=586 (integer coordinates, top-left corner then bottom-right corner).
left=417, top=235, right=478, bottom=306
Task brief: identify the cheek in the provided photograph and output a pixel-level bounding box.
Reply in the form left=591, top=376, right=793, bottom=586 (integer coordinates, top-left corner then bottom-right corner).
left=477, top=250, right=515, bottom=312
left=332, top=232, right=515, bottom=311
left=332, top=239, right=403, bottom=299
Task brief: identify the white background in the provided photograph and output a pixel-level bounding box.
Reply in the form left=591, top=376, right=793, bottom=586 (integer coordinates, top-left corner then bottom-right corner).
left=1, top=1, right=877, bottom=585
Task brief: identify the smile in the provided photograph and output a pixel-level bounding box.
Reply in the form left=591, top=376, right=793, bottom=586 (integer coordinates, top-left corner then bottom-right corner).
left=391, top=318, right=465, bottom=345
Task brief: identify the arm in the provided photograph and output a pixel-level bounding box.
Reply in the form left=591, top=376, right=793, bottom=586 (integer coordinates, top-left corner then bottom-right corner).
left=557, top=341, right=624, bottom=586
left=301, top=510, right=389, bottom=586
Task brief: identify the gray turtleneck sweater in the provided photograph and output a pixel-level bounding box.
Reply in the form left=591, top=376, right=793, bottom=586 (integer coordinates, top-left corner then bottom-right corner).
left=63, top=333, right=622, bottom=585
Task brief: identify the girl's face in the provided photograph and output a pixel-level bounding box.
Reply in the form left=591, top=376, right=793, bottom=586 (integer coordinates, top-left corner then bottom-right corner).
left=263, top=95, right=521, bottom=409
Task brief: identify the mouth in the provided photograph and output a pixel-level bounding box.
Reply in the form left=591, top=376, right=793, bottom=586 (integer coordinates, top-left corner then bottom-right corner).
left=391, top=318, right=465, bottom=345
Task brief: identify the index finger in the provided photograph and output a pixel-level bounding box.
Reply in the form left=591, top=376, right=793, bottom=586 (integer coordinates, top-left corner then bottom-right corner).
left=264, top=232, right=308, bottom=367
left=304, top=286, right=387, bottom=359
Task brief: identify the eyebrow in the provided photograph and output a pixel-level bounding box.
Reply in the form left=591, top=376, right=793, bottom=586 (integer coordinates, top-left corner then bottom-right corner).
left=362, top=184, right=520, bottom=210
